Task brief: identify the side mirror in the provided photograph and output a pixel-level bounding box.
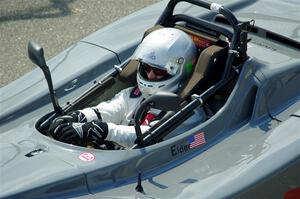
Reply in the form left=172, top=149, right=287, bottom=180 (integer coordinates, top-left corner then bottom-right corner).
left=28, top=41, right=47, bottom=68
left=134, top=92, right=181, bottom=147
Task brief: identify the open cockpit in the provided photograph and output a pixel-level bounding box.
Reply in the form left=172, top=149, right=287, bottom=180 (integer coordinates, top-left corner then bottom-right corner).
left=35, top=0, right=253, bottom=149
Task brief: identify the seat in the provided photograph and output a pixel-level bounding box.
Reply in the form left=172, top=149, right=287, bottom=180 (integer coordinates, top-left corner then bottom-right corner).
left=179, top=45, right=228, bottom=99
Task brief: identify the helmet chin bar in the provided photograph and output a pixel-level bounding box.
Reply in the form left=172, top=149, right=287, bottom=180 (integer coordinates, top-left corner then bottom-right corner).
left=137, top=77, right=182, bottom=99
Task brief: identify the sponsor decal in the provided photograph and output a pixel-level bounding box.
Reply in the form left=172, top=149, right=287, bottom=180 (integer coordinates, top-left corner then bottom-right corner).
left=171, top=142, right=190, bottom=156
left=284, top=187, right=300, bottom=199
left=143, top=50, right=156, bottom=60
left=133, top=88, right=140, bottom=96
left=130, top=86, right=142, bottom=98
left=188, top=132, right=206, bottom=149
left=148, top=51, right=156, bottom=60
left=190, top=35, right=211, bottom=48
left=79, top=152, right=95, bottom=162
left=25, top=148, right=46, bottom=158
left=171, top=132, right=206, bottom=156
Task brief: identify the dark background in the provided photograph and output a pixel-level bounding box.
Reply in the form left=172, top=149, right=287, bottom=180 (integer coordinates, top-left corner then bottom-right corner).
left=0, top=0, right=159, bottom=87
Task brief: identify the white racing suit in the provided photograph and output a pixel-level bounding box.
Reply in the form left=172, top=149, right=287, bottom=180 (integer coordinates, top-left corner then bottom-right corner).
left=79, top=86, right=206, bottom=148
left=80, top=86, right=147, bottom=148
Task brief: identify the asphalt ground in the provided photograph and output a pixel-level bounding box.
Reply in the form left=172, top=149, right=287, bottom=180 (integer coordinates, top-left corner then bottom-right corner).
left=0, top=0, right=159, bottom=88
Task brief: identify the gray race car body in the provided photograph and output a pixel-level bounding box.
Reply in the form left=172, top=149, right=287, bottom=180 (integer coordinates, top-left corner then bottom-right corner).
left=0, top=0, right=299, bottom=199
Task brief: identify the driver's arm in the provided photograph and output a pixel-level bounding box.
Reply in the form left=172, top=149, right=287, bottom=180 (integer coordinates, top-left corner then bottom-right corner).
left=80, top=87, right=139, bottom=124
left=105, top=123, right=150, bottom=148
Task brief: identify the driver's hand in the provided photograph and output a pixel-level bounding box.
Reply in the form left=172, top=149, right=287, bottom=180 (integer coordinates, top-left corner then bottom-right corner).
left=50, top=121, right=108, bottom=146
left=64, top=111, right=87, bottom=123
left=56, top=111, right=87, bottom=124
left=48, top=111, right=87, bottom=135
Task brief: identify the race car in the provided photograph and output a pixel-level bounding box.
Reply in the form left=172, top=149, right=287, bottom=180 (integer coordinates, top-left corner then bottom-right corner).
left=0, top=0, right=299, bottom=198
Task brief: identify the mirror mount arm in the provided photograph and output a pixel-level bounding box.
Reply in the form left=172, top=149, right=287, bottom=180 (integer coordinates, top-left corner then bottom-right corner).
left=42, top=66, right=63, bottom=114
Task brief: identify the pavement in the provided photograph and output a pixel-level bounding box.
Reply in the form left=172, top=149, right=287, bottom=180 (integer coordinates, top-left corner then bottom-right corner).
left=0, top=0, right=159, bottom=87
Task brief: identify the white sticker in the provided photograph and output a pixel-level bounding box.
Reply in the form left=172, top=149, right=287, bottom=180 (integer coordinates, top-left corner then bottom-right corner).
left=210, top=3, right=222, bottom=13
left=79, top=152, right=95, bottom=162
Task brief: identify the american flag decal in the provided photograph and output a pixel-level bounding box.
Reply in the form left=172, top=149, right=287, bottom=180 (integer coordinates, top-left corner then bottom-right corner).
left=188, top=132, right=206, bottom=148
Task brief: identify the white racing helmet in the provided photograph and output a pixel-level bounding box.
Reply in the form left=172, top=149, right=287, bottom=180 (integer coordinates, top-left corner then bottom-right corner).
left=133, top=28, right=197, bottom=98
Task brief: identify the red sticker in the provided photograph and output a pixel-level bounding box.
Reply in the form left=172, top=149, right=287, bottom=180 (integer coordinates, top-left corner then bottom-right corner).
left=79, top=152, right=95, bottom=162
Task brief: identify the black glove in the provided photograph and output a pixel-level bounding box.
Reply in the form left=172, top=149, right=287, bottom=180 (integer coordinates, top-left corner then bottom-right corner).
left=48, top=111, right=86, bottom=135
left=63, top=111, right=88, bottom=123
left=71, top=108, right=103, bottom=122
left=53, top=108, right=102, bottom=124
left=50, top=121, right=108, bottom=146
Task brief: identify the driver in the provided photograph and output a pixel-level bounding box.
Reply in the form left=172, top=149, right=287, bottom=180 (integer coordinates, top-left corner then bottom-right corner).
left=49, top=28, right=198, bottom=149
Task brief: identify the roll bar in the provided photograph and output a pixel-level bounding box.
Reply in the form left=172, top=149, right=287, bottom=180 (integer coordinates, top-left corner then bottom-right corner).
left=172, top=14, right=233, bottom=39
left=157, top=0, right=238, bottom=31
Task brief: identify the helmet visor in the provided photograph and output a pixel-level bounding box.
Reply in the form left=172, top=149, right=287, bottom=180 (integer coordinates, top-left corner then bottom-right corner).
left=139, top=62, right=171, bottom=81
left=143, top=63, right=168, bottom=76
